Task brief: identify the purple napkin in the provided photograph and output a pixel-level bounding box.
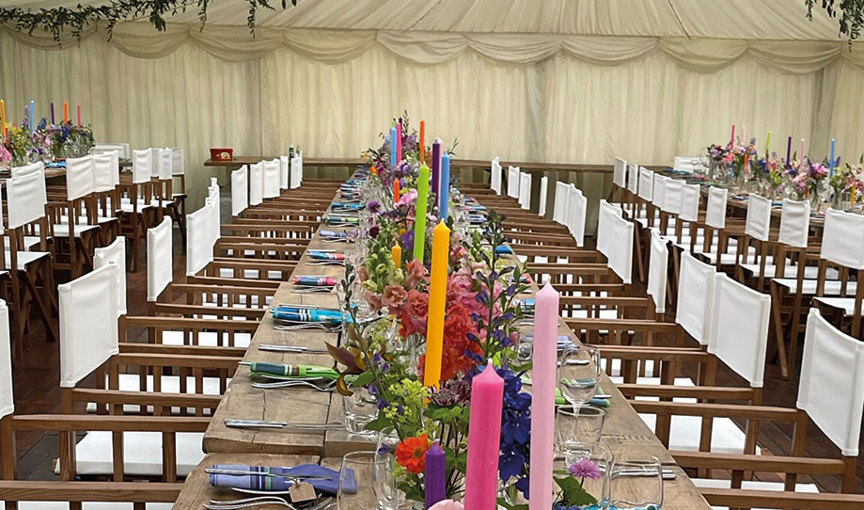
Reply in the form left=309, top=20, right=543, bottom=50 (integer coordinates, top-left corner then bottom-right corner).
left=209, top=463, right=355, bottom=494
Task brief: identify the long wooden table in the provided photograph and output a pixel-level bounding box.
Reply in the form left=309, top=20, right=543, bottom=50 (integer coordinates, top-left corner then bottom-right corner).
left=190, top=186, right=711, bottom=508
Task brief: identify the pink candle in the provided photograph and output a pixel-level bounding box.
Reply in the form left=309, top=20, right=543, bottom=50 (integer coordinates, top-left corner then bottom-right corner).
left=77, top=105, right=81, bottom=126
left=730, top=124, right=735, bottom=145
left=529, top=282, right=559, bottom=510
left=464, top=362, right=504, bottom=510
left=742, top=125, right=746, bottom=145
left=396, top=118, right=403, bottom=164
left=799, top=138, right=806, bottom=160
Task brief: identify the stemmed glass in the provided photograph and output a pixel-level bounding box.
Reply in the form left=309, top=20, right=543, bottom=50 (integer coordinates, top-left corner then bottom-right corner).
left=338, top=451, right=398, bottom=510
left=558, top=343, right=602, bottom=407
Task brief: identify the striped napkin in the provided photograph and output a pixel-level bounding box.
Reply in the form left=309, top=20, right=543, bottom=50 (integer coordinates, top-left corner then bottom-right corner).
left=324, top=216, right=359, bottom=225
left=247, top=362, right=340, bottom=380
left=309, top=251, right=346, bottom=261
left=319, top=229, right=355, bottom=239
left=272, top=306, right=350, bottom=323
left=294, top=276, right=337, bottom=287
left=209, top=464, right=353, bottom=494
left=332, top=202, right=364, bottom=211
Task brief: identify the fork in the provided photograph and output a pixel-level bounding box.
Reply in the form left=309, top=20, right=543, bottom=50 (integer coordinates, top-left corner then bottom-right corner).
left=207, top=496, right=334, bottom=510
left=251, top=379, right=337, bottom=391
left=273, top=323, right=342, bottom=333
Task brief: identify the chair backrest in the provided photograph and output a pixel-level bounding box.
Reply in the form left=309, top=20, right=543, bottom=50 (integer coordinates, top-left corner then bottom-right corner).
left=707, top=273, right=771, bottom=387
left=132, top=149, right=152, bottom=185
left=507, top=166, right=520, bottom=199
left=519, top=172, right=531, bottom=210
left=290, top=153, right=303, bottom=189
left=59, top=264, right=119, bottom=388
left=0, top=300, right=12, bottom=420
left=263, top=159, right=280, bottom=199
left=65, top=155, right=95, bottom=201
left=491, top=157, right=502, bottom=195
left=627, top=163, right=639, bottom=194
left=186, top=201, right=218, bottom=276
left=155, top=148, right=172, bottom=181
left=744, top=194, right=772, bottom=242
left=597, top=199, right=633, bottom=284
left=566, top=184, right=588, bottom=248
left=613, top=157, right=627, bottom=188
left=638, top=167, right=654, bottom=201
left=147, top=217, right=173, bottom=302
left=538, top=176, right=548, bottom=217
left=647, top=228, right=669, bottom=314
left=820, top=208, right=864, bottom=269
left=279, top=155, right=290, bottom=190
left=678, top=183, right=701, bottom=223
left=94, top=236, right=127, bottom=316
left=676, top=251, right=716, bottom=345
left=171, top=147, right=185, bottom=176
left=778, top=198, right=811, bottom=248
left=552, top=181, right=569, bottom=224
left=705, top=186, right=728, bottom=229
left=6, top=170, right=47, bottom=229
left=10, top=161, right=43, bottom=178
left=231, top=165, right=249, bottom=217
left=651, top=173, right=666, bottom=210
left=249, top=162, right=264, bottom=206
left=798, top=308, right=864, bottom=456
left=92, top=143, right=130, bottom=159
left=661, top=177, right=682, bottom=214
left=92, top=152, right=118, bottom=193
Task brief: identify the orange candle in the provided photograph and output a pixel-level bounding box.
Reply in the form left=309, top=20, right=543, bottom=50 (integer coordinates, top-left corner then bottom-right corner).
left=423, top=220, right=450, bottom=388
left=392, top=244, right=402, bottom=269
left=419, top=120, right=426, bottom=165
left=63, top=102, right=68, bottom=123
left=393, top=179, right=400, bottom=202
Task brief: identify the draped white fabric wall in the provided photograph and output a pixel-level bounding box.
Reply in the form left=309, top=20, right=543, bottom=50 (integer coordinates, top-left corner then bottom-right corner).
left=0, top=26, right=859, bottom=208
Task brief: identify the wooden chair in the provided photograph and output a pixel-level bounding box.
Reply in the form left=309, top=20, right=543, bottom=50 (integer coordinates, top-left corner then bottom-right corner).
left=118, top=148, right=158, bottom=272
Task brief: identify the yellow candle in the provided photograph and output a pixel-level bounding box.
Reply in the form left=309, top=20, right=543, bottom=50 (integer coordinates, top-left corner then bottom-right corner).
left=423, top=220, right=450, bottom=388
left=392, top=244, right=402, bottom=269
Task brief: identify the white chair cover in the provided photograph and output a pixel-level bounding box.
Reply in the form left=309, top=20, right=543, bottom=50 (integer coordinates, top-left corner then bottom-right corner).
left=6, top=169, right=47, bottom=229
left=59, top=264, right=119, bottom=388
left=156, top=148, right=173, bottom=181
left=94, top=236, right=127, bottom=316
left=11, top=161, right=43, bottom=178
left=231, top=165, right=249, bottom=217
left=519, top=172, right=532, bottom=210
left=570, top=186, right=587, bottom=248
left=676, top=251, right=716, bottom=345
left=705, top=186, right=728, bottom=229
left=65, top=155, right=95, bottom=201
left=798, top=308, right=864, bottom=456
left=171, top=147, right=185, bottom=177
left=249, top=162, right=264, bottom=206
left=507, top=166, right=520, bottom=199
left=491, top=157, right=502, bottom=194
left=597, top=200, right=633, bottom=284
left=93, top=152, right=118, bottom=193
left=552, top=181, right=569, bottom=224
left=661, top=178, right=682, bottom=214
left=279, top=155, right=290, bottom=190
left=132, top=149, right=153, bottom=185
left=262, top=159, right=280, bottom=199
left=778, top=199, right=811, bottom=248
left=820, top=208, right=864, bottom=269
left=651, top=174, right=666, bottom=210
left=186, top=202, right=217, bottom=276
left=613, top=157, right=627, bottom=188
left=744, top=194, right=772, bottom=242
left=91, top=143, right=129, bottom=159
left=147, top=217, right=173, bottom=302
left=290, top=154, right=303, bottom=189
left=538, top=176, right=548, bottom=217
left=638, top=167, right=654, bottom=201
left=679, top=184, right=701, bottom=223
left=627, top=163, right=639, bottom=194
left=0, top=300, right=12, bottom=419
left=647, top=229, right=669, bottom=314
left=707, top=273, right=771, bottom=388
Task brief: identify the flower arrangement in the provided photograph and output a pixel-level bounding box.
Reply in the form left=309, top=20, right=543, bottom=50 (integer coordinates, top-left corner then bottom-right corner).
left=784, top=156, right=829, bottom=201
left=551, top=459, right=603, bottom=510
left=2, top=110, right=94, bottom=166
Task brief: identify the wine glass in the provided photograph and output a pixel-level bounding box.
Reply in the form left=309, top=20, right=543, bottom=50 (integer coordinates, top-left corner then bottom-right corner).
left=338, top=451, right=397, bottom=510
left=609, top=457, right=664, bottom=510
left=558, top=343, right=601, bottom=407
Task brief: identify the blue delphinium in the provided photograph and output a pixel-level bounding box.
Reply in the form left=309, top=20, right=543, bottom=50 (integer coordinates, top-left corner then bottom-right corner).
left=497, top=365, right=532, bottom=499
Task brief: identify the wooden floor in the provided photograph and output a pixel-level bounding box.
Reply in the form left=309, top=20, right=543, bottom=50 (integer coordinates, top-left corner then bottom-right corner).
left=7, top=195, right=864, bottom=493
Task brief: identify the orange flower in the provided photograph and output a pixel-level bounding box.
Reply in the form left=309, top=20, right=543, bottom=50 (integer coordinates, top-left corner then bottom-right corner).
left=395, top=434, right=431, bottom=474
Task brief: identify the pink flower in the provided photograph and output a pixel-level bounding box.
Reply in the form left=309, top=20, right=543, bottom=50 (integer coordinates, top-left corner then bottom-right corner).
left=396, top=188, right=418, bottom=208
left=568, top=458, right=602, bottom=480
left=399, top=289, right=429, bottom=338
left=357, top=265, right=369, bottom=282
left=403, top=259, right=427, bottom=290
left=382, top=284, right=407, bottom=313
left=364, top=290, right=384, bottom=312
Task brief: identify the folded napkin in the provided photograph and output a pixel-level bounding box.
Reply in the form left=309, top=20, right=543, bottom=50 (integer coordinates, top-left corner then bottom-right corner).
left=247, top=363, right=340, bottom=380
left=332, top=202, right=364, bottom=211
left=319, top=229, right=355, bottom=239
left=470, top=214, right=487, bottom=224
left=209, top=464, right=354, bottom=494
left=516, top=298, right=535, bottom=313
left=495, top=245, right=514, bottom=255
left=45, top=161, right=66, bottom=169
left=324, top=216, right=360, bottom=225
left=469, top=204, right=487, bottom=212
left=309, top=251, right=346, bottom=261
left=294, top=276, right=337, bottom=287
left=272, top=306, right=350, bottom=323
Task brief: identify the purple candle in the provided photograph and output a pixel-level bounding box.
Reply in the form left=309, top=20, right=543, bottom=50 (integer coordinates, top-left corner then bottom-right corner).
left=431, top=139, right=442, bottom=207
left=50, top=102, right=55, bottom=125
left=425, top=441, right=446, bottom=507
left=786, top=136, right=792, bottom=167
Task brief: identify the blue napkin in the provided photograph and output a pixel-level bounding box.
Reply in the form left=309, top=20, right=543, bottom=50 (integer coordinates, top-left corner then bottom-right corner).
left=495, top=245, right=514, bottom=255
left=209, top=464, right=354, bottom=494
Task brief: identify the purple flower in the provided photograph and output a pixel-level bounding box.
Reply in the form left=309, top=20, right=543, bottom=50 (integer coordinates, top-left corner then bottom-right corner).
left=568, top=458, right=601, bottom=480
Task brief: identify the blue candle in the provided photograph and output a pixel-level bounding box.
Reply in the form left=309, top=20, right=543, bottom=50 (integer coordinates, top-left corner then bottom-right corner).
left=829, top=138, right=836, bottom=177
left=390, top=126, right=397, bottom=168
left=439, top=153, right=451, bottom=220
left=29, top=100, right=34, bottom=133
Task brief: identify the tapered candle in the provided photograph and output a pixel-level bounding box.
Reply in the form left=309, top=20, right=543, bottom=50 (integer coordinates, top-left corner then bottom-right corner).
left=529, top=282, right=560, bottom=510
left=730, top=124, right=735, bottom=146
left=423, top=220, right=450, bottom=388
left=413, top=163, right=430, bottom=262
left=391, top=244, right=402, bottom=269
left=28, top=100, right=34, bottom=133
left=0, top=99, right=5, bottom=141
left=50, top=102, right=55, bottom=125
left=425, top=441, right=446, bottom=507
left=390, top=126, right=398, bottom=168
left=419, top=120, right=426, bottom=164
left=439, top=153, right=451, bottom=220
left=742, top=126, right=746, bottom=145
left=800, top=138, right=806, bottom=161
left=829, top=138, right=836, bottom=177
left=786, top=136, right=792, bottom=166
left=765, top=130, right=771, bottom=156
left=397, top=117, right=403, bottom=164
left=77, top=105, right=81, bottom=126
left=63, top=102, right=68, bottom=124
left=431, top=139, right=442, bottom=204
left=393, top=178, right=400, bottom=202
left=464, top=362, right=504, bottom=510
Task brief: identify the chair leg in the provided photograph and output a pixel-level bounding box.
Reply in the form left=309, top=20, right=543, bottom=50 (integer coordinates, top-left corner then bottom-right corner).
left=769, top=282, right=790, bottom=379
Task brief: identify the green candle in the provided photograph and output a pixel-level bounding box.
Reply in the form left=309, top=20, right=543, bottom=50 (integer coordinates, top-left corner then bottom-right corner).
left=765, top=130, right=772, bottom=156
left=413, top=163, right=430, bottom=262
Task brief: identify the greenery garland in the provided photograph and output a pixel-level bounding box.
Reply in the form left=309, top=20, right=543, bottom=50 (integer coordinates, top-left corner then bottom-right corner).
left=0, top=0, right=297, bottom=42
left=806, top=0, right=864, bottom=42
